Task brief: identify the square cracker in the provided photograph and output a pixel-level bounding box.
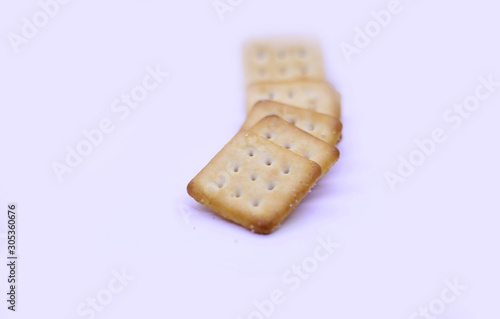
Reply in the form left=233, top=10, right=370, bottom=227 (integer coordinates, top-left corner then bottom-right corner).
left=187, top=131, right=322, bottom=234
left=243, top=36, right=325, bottom=85
left=241, top=100, right=342, bottom=145
left=249, top=115, right=339, bottom=177
left=246, top=80, right=341, bottom=118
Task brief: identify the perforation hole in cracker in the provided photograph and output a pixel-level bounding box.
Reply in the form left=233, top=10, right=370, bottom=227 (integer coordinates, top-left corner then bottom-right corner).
left=277, top=50, right=287, bottom=60
left=256, top=50, right=268, bottom=62
left=251, top=199, right=261, bottom=207
left=233, top=189, right=242, bottom=198
left=296, top=48, right=307, bottom=59
left=267, top=181, right=277, bottom=191
left=263, top=131, right=274, bottom=139
left=231, top=163, right=240, bottom=173
left=215, top=176, right=226, bottom=188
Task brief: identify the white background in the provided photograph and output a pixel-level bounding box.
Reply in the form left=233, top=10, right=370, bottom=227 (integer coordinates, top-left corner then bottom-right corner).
left=1, top=0, right=499, bottom=318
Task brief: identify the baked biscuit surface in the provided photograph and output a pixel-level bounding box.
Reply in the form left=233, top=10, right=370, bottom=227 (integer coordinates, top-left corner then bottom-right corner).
left=249, top=115, right=339, bottom=177
left=246, top=80, right=341, bottom=118
left=241, top=101, right=342, bottom=145
left=187, top=131, right=321, bottom=234
left=243, top=37, right=325, bottom=85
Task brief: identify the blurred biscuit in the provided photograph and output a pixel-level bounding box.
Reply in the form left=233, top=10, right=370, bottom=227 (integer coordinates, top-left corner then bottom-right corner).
left=241, top=101, right=342, bottom=145
left=246, top=80, right=341, bottom=118
left=249, top=115, right=339, bottom=177
left=243, top=36, right=325, bottom=85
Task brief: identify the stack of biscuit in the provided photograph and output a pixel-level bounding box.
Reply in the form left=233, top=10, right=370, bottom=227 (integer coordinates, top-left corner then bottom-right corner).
left=188, top=36, right=342, bottom=234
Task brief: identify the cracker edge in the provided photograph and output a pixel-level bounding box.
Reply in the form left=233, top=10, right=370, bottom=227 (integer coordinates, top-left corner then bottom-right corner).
left=187, top=130, right=322, bottom=234
left=249, top=115, right=340, bottom=176
left=242, top=100, right=343, bottom=145
left=245, top=80, right=342, bottom=118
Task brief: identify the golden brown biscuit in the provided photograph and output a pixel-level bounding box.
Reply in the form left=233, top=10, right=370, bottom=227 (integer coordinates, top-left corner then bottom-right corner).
left=243, top=36, right=325, bottom=85
left=187, top=131, right=322, bottom=234
left=249, top=115, right=339, bottom=177
left=246, top=80, right=341, bottom=118
left=241, top=101, right=342, bottom=145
